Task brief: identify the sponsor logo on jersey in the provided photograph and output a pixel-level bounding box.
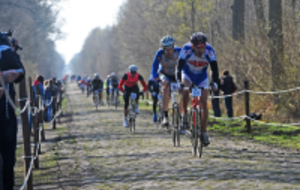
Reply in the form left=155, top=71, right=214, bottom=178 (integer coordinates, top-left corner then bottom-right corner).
left=187, top=60, right=208, bottom=67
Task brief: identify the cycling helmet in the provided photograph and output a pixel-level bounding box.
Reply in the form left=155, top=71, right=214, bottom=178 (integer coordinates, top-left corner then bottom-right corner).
left=111, top=72, right=116, bottom=77
left=160, top=35, right=175, bottom=48
left=0, top=29, right=13, bottom=46
left=190, top=32, right=207, bottom=47
left=129, top=65, right=138, bottom=72
left=107, top=75, right=110, bottom=78
left=94, top=73, right=99, bottom=78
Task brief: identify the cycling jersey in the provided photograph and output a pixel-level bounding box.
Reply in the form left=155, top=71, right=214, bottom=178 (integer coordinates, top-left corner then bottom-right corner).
left=177, top=42, right=219, bottom=85
left=104, top=77, right=111, bottom=89
left=109, top=78, right=119, bottom=88
left=150, top=47, right=182, bottom=81
left=91, top=78, right=103, bottom=90
left=118, top=72, right=147, bottom=92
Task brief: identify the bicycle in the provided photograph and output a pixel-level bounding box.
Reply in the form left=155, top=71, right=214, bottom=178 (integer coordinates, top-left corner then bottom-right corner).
left=93, top=90, right=100, bottom=110
left=185, top=85, right=204, bottom=158
left=170, top=83, right=180, bottom=147
left=128, top=92, right=137, bottom=133
left=111, top=88, right=119, bottom=109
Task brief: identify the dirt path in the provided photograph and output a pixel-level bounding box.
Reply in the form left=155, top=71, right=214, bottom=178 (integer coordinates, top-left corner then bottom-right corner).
left=15, top=83, right=300, bottom=190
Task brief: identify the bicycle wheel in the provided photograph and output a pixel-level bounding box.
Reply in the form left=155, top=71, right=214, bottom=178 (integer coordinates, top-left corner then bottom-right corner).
left=175, top=107, right=180, bottom=147
left=115, top=93, right=118, bottom=109
left=172, top=106, right=180, bottom=147
left=95, top=96, right=98, bottom=110
left=197, top=109, right=203, bottom=158
left=171, top=107, right=176, bottom=147
left=156, top=103, right=163, bottom=128
left=191, top=109, right=198, bottom=156
left=133, top=118, right=136, bottom=132
left=129, top=117, right=132, bottom=132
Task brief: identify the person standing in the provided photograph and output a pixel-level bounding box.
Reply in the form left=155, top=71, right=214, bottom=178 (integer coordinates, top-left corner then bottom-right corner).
left=220, top=70, right=237, bottom=118
left=0, top=32, right=25, bottom=190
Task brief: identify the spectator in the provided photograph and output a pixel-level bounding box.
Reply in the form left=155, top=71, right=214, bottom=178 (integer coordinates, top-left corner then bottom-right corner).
left=29, top=75, right=45, bottom=130
left=44, top=79, right=58, bottom=122
left=220, top=70, right=237, bottom=118
left=0, top=33, right=25, bottom=190
left=210, top=72, right=221, bottom=117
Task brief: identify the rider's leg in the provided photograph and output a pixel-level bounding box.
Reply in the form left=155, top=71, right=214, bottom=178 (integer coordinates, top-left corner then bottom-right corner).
left=123, top=92, right=130, bottom=117
left=199, top=89, right=209, bottom=132
left=152, top=92, right=158, bottom=114
left=99, top=90, right=103, bottom=101
left=182, top=78, right=191, bottom=114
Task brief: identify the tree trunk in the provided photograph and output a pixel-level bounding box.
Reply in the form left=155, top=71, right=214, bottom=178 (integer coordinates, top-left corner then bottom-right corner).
left=232, top=0, right=245, bottom=43
left=291, top=0, right=297, bottom=51
left=253, top=0, right=266, bottom=36
left=191, top=0, right=196, bottom=33
left=269, top=0, right=284, bottom=103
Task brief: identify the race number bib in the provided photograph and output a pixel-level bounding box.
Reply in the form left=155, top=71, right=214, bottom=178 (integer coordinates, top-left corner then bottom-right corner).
left=131, top=93, right=137, bottom=99
left=192, top=88, right=201, bottom=97
left=171, top=83, right=179, bottom=91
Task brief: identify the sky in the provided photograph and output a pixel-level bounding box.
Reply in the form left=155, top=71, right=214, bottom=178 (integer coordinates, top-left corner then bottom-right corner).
left=55, top=0, right=126, bottom=64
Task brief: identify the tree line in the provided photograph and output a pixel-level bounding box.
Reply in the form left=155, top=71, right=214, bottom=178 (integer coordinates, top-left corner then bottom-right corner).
left=0, top=0, right=65, bottom=79
left=69, top=0, right=300, bottom=122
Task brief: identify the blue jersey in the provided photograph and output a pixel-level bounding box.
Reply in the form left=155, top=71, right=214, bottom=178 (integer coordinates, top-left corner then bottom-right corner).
left=150, top=47, right=182, bottom=81
left=180, top=42, right=217, bottom=82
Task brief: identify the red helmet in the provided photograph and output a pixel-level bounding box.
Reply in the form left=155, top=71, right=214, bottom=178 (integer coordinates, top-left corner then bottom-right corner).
left=190, top=32, right=207, bottom=47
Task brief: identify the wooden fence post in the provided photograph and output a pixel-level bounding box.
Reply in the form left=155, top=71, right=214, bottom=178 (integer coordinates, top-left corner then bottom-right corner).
left=28, top=77, right=39, bottom=169
left=35, top=86, right=45, bottom=141
left=244, top=80, right=251, bottom=133
left=19, top=79, right=33, bottom=190
left=52, top=91, right=57, bottom=130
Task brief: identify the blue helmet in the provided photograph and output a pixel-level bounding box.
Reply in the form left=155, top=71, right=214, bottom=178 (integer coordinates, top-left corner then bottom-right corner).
left=160, top=35, right=175, bottom=48
left=129, top=65, right=138, bottom=72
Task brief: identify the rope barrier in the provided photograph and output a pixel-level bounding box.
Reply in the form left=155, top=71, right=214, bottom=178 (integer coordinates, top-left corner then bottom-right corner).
left=19, top=127, right=42, bottom=190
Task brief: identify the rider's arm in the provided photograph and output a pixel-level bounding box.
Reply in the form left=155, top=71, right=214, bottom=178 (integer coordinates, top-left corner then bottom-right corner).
left=118, top=74, right=127, bottom=93
left=150, top=50, right=163, bottom=81
left=206, top=44, right=220, bottom=85
left=177, top=59, right=185, bottom=82
left=138, top=75, right=148, bottom=92
left=176, top=44, right=191, bottom=82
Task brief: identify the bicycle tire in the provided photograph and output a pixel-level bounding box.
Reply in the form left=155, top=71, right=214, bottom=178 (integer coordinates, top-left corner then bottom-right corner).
left=172, top=108, right=176, bottom=147
left=133, top=118, right=136, bottom=132
left=197, top=108, right=203, bottom=158
left=191, top=109, right=198, bottom=156
left=115, top=94, right=118, bottom=109
left=157, top=103, right=163, bottom=128
left=175, top=107, right=180, bottom=147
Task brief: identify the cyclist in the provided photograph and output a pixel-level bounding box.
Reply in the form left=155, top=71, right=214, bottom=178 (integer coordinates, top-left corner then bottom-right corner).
left=91, top=73, right=104, bottom=104
left=86, top=76, right=92, bottom=96
left=109, top=72, right=119, bottom=105
left=104, top=74, right=111, bottom=103
left=78, top=78, right=86, bottom=93
left=177, top=32, right=219, bottom=146
left=118, top=65, right=147, bottom=128
left=150, top=35, right=182, bottom=126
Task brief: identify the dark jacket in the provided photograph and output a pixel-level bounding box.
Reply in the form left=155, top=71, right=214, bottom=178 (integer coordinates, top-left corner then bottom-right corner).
left=221, top=75, right=237, bottom=95
left=0, top=48, right=25, bottom=122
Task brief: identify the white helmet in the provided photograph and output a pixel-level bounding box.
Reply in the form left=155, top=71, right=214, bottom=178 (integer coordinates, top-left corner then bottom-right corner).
left=111, top=72, right=116, bottom=77
left=129, top=65, right=138, bottom=72
left=160, top=35, right=175, bottom=48
left=94, top=73, right=99, bottom=78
